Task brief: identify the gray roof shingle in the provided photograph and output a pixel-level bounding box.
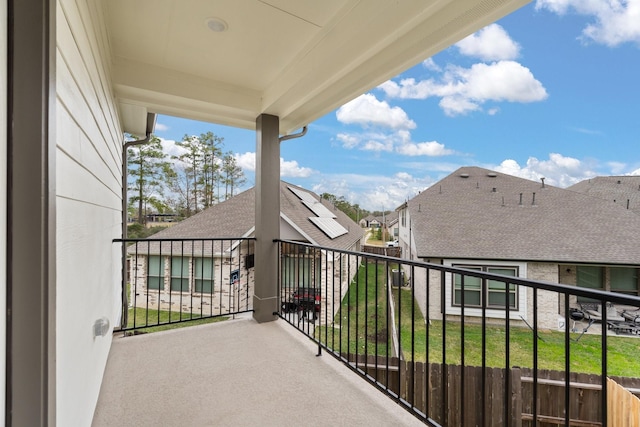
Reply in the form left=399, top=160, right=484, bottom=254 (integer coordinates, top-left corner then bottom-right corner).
left=148, top=181, right=363, bottom=251
left=409, top=166, right=640, bottom=265
left=568, top=176, right=640, bottom=216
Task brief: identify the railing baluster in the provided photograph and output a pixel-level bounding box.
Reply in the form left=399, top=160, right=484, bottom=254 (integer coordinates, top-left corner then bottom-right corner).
left=460, top=273, right=465, bottom=426
left=505, top=279, right=511, bottom=426
left=601, top=297, right=608, bottom=427
left=564, top=295, right=571, bottom=426
left=441, top=270, right=447, bottom=425
left=532, top=287, right=539, bottom=427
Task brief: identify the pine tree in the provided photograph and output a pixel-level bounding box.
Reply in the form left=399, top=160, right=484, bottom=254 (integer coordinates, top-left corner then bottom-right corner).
left=127, top=136, right=170, bottom=224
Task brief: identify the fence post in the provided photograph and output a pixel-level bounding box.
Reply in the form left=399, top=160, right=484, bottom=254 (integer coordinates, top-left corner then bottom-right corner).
left=512, top=367, right=522, bottom=427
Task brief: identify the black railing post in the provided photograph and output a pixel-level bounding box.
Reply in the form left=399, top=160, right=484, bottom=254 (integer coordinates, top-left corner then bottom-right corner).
left=601, top=298, right=608, bottom=427
left=441, top=271, right=447, bottom=424
left=460, top=273, right=465, bottom=426
left=564, top=296, right=571, bottom=426
left=532, top=287, right=539, bottom=427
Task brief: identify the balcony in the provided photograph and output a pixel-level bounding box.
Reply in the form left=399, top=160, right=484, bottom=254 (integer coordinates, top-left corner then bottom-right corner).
left=92, top=315, right=423, bottom=426
left=99, top=237, right=640, bottom=426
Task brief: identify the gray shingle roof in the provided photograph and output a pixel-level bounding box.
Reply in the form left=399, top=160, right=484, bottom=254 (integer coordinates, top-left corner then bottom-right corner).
left=409, top=166, right=640, bottom=265
left=149, top=181, right=363, bottom=251
left=568, top=176, right=640, bottom=216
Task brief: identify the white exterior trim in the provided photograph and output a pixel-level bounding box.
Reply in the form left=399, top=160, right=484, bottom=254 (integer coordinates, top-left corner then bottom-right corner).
left=281, top=212, right=317, bottom=245
left=443, top=259, right=529, bottom=321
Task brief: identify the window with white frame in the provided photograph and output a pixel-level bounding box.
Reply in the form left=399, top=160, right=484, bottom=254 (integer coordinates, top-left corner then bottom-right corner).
left=194, top=257, right=214, bottom=294
left=453, top=265, right=518, bottom=310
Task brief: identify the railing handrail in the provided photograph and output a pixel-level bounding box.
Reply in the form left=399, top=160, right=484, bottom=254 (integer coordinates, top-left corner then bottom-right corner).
left=115, top=236, right=256, bottom=334
left=114, top=237, right=256, bottom=243
left=277, top=238, right=640, bottom=306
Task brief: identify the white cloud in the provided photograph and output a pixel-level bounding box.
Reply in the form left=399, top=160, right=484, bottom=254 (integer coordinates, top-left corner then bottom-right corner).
left=159, top=138, right=188, bottom=159
left=312, top=173, right=434, bottom=210
left=396, top=141, right=453, bottom=156
left=379, top=61, right=548, bottom=116
left=235, top=152, right=256, bottom=171
left=336, top=130, right=453, bottom=157
left=235, top=152, right=313, bottom=178
left=494, top=153, right=596, bottom=187
left=154, top=122, right=169, bottom=132
left=336, top=133, right=360, bottom=149
left=336, top=93, right=416, bottom=130
left=362, top=139, right=394, bottom=152
left=281, top=159, right=314, bottom=178
left=608, top=161, right=627, bottom=174
left=536, top=0, right=640, bottom=46
left=378, top=78, right=440, bottom=99
left=422, top=57, right=442, bottom=71
left=628, top=168, right=640, bottom=175
left=456, top=24, right=521, bottom=61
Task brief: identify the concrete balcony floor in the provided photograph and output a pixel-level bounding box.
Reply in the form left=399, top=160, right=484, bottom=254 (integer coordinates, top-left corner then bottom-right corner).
left=92, top=315, right=424, bottom=426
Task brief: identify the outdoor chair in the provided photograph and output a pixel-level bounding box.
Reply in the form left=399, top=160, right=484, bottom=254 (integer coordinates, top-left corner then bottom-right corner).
left=579, top=302, right=625, bottom=323
left=621, top=308, right=640, bottom=324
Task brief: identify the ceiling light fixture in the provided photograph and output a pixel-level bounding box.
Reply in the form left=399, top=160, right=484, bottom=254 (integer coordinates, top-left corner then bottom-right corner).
left=206, top=17, right=228, bottom=33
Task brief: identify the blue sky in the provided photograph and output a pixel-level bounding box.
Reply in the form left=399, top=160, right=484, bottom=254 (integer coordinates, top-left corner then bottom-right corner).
left=153, top=1, right=640, bottom=212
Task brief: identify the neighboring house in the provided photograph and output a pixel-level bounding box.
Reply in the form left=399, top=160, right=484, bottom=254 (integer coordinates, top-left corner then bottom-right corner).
left=397, top=166, right=640, bottom=329
left=361, top=214, right=379, bottom=228
left=384, top=211, right=399, bottom=239
left=129, top=182, right=365, bottom=323
left=568, top=175, right=640, bottom=216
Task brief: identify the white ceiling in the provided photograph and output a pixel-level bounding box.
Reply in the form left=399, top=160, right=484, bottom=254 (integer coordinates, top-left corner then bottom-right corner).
left=104, top=0, right=529, bottom=135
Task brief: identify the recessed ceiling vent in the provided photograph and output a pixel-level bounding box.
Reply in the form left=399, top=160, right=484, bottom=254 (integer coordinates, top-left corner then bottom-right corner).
left=460, top=173, right=469, bottom=178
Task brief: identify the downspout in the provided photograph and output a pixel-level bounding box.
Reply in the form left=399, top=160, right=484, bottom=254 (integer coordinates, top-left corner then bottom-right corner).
left=119, top=113, right=157, bottom=329
left=279, top=125, right=307, bottom=142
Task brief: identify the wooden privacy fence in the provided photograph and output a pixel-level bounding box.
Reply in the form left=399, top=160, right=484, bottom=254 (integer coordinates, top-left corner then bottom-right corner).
left=362, top=245, right=402, bottom=258
left=608, top=378, right=640, bottom=427
left=344, top=354, right=640, bottom=426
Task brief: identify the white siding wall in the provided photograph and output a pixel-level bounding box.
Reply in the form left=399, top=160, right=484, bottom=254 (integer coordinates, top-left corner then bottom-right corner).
left=56, top=0, right=122, bottom=425
left=0, top=0, right=7, bottom=420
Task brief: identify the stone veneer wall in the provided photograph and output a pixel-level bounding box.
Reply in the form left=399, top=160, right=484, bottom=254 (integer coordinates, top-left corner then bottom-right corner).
left=129, top=245, right=254, bottom=316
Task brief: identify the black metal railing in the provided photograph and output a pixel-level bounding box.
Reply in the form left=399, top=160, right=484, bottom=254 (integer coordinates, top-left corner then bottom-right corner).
left=276, top=239, right=640, bottom=427
left=113, top=237, right=255, bottom=333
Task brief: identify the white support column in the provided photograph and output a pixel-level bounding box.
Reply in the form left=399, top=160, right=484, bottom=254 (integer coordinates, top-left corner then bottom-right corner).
left=253, top=114, right=280, bottom=322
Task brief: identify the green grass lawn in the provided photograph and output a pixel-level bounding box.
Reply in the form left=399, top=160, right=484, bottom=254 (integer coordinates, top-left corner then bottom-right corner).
left=394, top=287, right=640, bottom=377
left=316, top=261, right=393, bottom=356
left=126, top=307, right=228, bottom=335
left=316, top=261, right=640, bottom=378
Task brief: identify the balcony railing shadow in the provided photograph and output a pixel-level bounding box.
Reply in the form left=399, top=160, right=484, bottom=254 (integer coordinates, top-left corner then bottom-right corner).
left=107, top=237, right=640, bottom=426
